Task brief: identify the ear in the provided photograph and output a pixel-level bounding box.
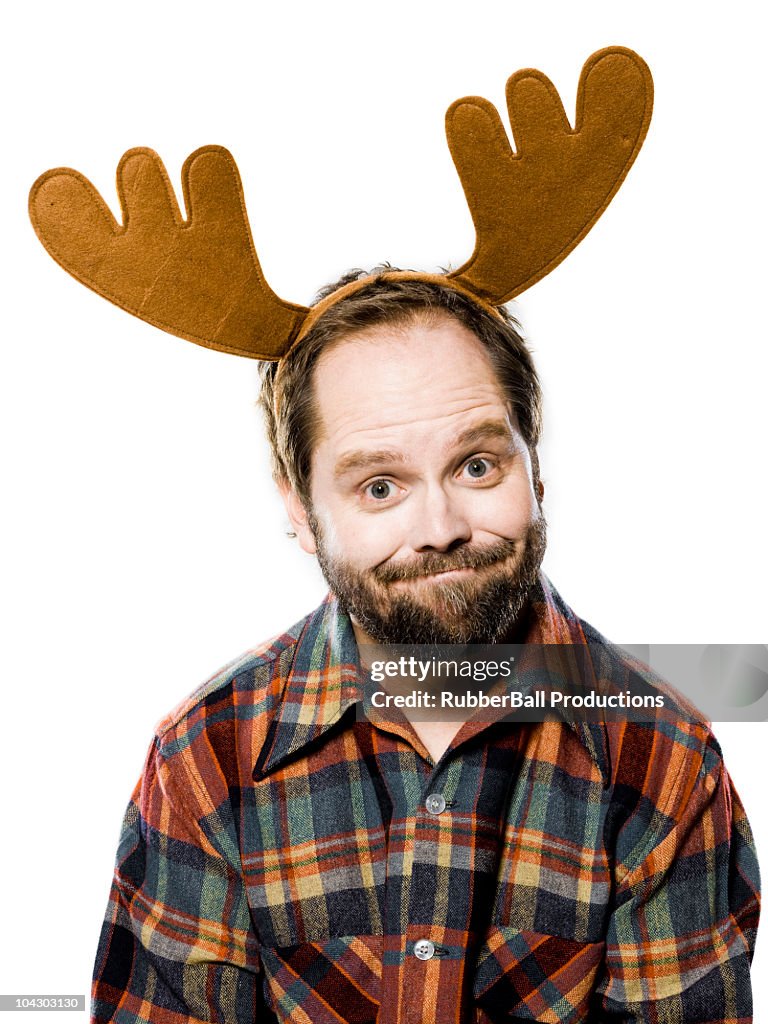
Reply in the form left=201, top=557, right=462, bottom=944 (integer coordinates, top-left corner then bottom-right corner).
left=528, top=446, right=544, bottom=507
left=278, top=481, right=317, bottom=555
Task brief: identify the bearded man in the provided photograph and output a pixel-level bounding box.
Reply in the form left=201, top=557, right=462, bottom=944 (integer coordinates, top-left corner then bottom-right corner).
left=27, top=43, right=760, bottom=1023
left=90, top=271, right=759, bottom=1024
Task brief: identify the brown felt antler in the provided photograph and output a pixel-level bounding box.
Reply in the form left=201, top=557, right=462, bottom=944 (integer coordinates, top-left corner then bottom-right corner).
left=446, top=46, right=653, bottom=302
left=29, top=47, right=652, bottom=361
left=29, top=146, right=308, bottom=359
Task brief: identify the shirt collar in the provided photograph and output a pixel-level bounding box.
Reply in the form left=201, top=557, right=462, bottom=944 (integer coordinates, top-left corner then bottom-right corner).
left=521, top=573, right=611, bottom=779
left=252, top=594, right=364, bottom=779
left=252, top=574, right=610, bottom=781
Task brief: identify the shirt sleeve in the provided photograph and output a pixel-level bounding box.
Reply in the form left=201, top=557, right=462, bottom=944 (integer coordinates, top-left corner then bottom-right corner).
left=91, top=730, right=263, bottom=1024
left=596, top=733, right=761, bottom=1023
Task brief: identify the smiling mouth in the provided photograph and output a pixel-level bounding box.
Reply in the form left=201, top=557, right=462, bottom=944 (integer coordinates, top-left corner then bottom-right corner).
left=392, top=565, right=480, bottom=585
left=426, top=567, right=475, bottom=579
left=375, top=541, right=519, bottom=587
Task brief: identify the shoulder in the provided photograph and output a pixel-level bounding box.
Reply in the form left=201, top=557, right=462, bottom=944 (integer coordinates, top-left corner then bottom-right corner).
left=150, top=604, right=323, bottom=765
left=159, top=624, right=303, bottom=735
left=579, top=617, right=710, bottom=724
left=529, top=576, right=723, bottom=798
left=571, top=614, right=726, bottom=820
left=127, top=603, right=335, bottom=821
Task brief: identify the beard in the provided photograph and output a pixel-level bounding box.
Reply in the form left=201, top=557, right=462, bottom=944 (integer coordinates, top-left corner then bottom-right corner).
left=311, top=513, right=547, bottom=645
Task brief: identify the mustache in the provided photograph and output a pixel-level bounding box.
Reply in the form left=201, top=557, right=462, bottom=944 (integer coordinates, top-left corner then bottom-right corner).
left=372, top=539, right=518, bottom=584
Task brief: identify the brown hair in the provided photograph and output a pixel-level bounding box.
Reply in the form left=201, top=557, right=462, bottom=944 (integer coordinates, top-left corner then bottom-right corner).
left=258, top=268, right=542, bottom=506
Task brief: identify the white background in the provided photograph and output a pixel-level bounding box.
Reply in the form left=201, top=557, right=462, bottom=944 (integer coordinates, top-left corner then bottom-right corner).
left=1, top=0, right=765, bottom=1018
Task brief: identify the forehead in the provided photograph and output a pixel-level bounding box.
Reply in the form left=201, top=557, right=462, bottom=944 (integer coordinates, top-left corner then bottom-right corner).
left=310, top=316, right=512, bottom=459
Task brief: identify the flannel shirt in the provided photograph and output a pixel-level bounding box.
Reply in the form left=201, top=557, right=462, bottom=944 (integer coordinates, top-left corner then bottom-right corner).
left=93, top=575, right=760, bottom=1023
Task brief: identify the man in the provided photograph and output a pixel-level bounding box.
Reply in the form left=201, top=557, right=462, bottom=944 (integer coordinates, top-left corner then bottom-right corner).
left=28, top=47, right=759, bottom=1022
left=90, top=270, right=759, bottom=1023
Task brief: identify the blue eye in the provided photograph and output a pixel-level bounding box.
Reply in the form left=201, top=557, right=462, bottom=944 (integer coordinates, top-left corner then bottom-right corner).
left=464, top=458, right=490, bottom=479
left=367, top=480, right=393, bottom=500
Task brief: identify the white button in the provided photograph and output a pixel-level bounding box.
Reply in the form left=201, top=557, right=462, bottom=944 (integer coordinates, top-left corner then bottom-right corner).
left=414, top=939, right=435, bottom=961
left=425, top=793, right=447, bottom=815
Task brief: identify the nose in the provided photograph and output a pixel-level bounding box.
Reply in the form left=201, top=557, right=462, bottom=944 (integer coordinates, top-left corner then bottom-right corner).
left=409, top=484, right=472, bottom=553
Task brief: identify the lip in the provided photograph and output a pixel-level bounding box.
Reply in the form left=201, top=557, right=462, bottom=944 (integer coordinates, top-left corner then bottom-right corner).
left=396, top=566, right=477, bottom=583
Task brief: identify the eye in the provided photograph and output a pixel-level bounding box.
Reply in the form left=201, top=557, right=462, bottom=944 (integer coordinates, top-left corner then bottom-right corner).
left=462, top=457, right=493, bottom=480
left=365, top=479, right=395, bottom=501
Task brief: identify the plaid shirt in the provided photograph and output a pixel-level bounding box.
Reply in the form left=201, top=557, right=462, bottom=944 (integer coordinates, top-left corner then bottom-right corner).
left=93, top=575, right=760, bottom=1023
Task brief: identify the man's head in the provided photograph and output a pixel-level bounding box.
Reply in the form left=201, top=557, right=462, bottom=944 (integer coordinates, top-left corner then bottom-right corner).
left=259, top=269, right=546, bottom=644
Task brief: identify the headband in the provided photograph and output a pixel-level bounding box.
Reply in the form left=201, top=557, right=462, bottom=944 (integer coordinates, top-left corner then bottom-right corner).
left=28, top=46, right=652, bottom=361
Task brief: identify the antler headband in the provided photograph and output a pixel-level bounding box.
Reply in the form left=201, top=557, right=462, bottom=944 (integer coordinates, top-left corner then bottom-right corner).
left=29, top=46, right=652, bottom=361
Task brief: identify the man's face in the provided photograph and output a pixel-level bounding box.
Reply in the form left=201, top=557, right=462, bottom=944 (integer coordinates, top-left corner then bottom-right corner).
left=283, top=315, right=546, bottom=644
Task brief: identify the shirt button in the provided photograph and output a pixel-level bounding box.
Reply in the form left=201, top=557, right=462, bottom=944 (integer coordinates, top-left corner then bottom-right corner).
left=425, top=793, right=447, bottom=815
left=414, top=939, right=435, bottom=961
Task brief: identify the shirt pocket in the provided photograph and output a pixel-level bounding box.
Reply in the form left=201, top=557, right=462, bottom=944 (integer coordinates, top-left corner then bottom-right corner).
left=259, top=935, right=383, bottom=1024
left=473, top=926, right=604, bottom=1023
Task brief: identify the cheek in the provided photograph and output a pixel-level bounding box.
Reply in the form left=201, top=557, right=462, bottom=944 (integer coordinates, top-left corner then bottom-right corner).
left=354, top=519, right=407, bottom=567
left=318, top=504, right=406, bottom=568
left=473, top=480, right=538, bottom=537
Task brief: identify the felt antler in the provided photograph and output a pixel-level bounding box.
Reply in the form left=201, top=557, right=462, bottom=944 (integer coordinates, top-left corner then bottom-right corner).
left=446, top=46, right=653, bottom=303
left=28, top=146, right=308, bottom=359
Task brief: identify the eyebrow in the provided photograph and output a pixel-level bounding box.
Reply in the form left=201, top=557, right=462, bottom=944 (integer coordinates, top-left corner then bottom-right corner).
left=451, top=420, right=516, bottom=451
left=334, top=449, right=409, bottom=479
left=333, top=420, right=516, bottom=480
